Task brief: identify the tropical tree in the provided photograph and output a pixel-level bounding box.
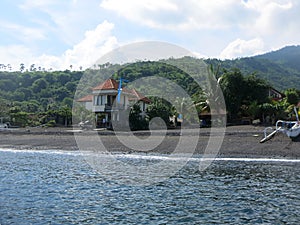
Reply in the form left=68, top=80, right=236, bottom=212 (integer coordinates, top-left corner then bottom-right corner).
left=285, top=89, right=299, bottom=105
left=147, top=97, right=172, bottom=127
left=30, top=64, right=36, bottom=71
left=243, top=74, right=270, bottom=104
left=59, top=105, right=72, bottom=126
left=20, top=63, right=25, bottom=72
left=0, top=98, right=9, bottom=119
left=129, top=103, right=149, bottom=130
left=31, top=78, right=48, bottom=93
left=219, top=68, right=245, bottom=120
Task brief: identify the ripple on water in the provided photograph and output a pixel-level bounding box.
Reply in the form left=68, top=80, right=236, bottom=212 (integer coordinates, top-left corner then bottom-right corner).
left=0, top=150, right=300, bottom=224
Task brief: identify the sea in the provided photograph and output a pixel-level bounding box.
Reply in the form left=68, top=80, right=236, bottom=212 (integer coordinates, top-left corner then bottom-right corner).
left=0, top=149, right=300, bottom=224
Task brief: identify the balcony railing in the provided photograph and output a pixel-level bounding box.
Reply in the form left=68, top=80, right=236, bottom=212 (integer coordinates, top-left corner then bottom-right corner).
left=105, top=104, right=125, bottom=111
left=93, top=104, right=125, bottom=112
left=105, top=104, right=112, bottom=111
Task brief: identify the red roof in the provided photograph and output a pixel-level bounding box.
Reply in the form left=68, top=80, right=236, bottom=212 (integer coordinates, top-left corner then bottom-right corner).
left=130, top=89, right=151, bottom=103
left=92, top=78, right=119, bottom=91
left=77, top=95, right=93, bottom=102
left=92, top=78, right=133, bottom=95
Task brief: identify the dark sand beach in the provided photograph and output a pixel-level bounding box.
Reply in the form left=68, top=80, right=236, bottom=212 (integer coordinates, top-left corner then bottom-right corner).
left=0, top=125, right=299, bottom=158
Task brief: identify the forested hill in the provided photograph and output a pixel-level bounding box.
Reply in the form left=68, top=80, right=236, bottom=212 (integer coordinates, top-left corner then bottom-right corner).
left=1, top=49, right=299, bottom=127
left=256, top=45, right=300, bottom=71
left=205, top=45, right=300, bottom=91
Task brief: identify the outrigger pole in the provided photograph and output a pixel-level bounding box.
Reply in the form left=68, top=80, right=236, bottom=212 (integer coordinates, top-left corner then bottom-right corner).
left=294, top=107, right=299, bottom=123
left=260, top=126, right=282, bottom=143
left=260, top=106, right=300, bottom=143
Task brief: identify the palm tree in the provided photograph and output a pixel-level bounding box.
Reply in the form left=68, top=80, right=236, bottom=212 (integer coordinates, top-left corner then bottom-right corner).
left=59, top=106, right=72, bottom=126
left=30, top=64, right=36, bottom=72
left=20, top=63, right=25, bottom=72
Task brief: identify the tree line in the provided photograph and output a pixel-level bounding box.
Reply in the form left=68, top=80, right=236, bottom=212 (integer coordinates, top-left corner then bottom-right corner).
left=0, top=57, right=299, bottom=128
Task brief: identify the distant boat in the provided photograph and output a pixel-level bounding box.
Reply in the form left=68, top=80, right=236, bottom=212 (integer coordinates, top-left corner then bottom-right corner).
left=0, top=117, right=9, bottom=129
left=260, top=107, right=300, bottom=143
left=0, top=123, right=8, bottom=129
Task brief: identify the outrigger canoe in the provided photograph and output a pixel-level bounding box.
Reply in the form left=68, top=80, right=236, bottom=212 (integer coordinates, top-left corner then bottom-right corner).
left=260, top=107, right=300, bottom=143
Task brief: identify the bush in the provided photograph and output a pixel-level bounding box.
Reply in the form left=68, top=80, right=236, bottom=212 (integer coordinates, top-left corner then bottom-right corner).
left=46, top=120, right=56, bottom=127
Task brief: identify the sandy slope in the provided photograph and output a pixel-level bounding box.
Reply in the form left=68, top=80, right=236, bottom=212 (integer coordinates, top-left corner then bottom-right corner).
left=0, top=125, right=299, bottom=158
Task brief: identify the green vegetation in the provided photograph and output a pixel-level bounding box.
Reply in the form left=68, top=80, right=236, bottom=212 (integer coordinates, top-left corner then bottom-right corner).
left=1, top=49, right=300, bottom=128
left=0, top=70, right=82, bottom=127
left=218, top=68, right=270, bottom=120
left=206, top=45, right=300, bottom=91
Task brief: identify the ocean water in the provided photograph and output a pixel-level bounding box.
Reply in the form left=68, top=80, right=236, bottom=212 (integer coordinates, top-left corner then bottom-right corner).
left=0, top=149, right=300, bottom=224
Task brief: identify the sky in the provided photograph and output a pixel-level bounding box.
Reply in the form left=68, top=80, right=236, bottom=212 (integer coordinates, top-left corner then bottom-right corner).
left=0, top=0, right=300, bottom=71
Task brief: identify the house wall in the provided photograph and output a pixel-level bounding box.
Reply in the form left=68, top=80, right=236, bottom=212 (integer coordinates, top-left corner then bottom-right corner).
left=79, top=101, right=93, bottom=111
left=85, top=102, right=93, bottom=111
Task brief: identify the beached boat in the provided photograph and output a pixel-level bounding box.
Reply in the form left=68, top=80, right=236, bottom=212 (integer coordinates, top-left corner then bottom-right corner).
left=260, top=107, right=300, bottom=143
left=0, top=119, right=9, bottom=129
left=0, top=123, right=8, bottom=129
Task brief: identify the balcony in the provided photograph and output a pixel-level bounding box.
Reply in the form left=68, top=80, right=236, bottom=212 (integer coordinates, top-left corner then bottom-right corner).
left=93, top=104, right=125, bottom=112
left=105, top=104, right=112, bottom=112
left=92, top=105, right=105, bottom=112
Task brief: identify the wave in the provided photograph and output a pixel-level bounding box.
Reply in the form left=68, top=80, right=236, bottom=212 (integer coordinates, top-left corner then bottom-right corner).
left=115, top=154, right=300, bottom=163
left=0, top=148, right=84, bottom=156
left=1, top=148, right=300, bottom=163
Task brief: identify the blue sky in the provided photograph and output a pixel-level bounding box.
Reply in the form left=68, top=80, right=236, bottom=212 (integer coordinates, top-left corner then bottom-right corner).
left=0, top=0, right=300, bottom=71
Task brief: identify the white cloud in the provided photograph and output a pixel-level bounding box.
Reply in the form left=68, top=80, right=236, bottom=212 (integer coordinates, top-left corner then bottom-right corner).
left=18, top=0, right=104, bottom=46
left=0, top=21, right=119, bottom=71
left=220, top=38, right=265, bottom=59
left=101, top=0, right=178, bottom=15
left=100, top=0, right=299, bottom=33
left=100, top=0, right=250, bottom=30
left=60, top=21, right=118, bottom=69
left=243, top=0, right=293, bottom=34
left=239, top=0, right=300, bottom=53
left=2, top=0, right=300, bottom=68
left=0, top=45, right=35, bottom=70
left=101, top=0, right=179, bottom=29
left=0, top=21, right=46, bottom=42
left=100, top=0, right=300, bottom=58
left=18, top=0, right=57, bottom=10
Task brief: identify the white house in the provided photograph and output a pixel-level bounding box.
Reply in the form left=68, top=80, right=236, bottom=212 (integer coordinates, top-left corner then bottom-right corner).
left=77, top=78, right=151, bottom=128
left=77, top=95, right=93, bottom=111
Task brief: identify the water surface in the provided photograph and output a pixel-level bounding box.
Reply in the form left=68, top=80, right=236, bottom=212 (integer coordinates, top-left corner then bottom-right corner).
left=0, top=149, right=299, bottom=224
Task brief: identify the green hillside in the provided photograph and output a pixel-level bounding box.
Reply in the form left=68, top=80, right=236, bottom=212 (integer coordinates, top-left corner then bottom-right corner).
left=0, top=47, right=299, bottom=127
left=256, top=45, right=300, bottom=71
left=205, top=45, right=300, bottom=91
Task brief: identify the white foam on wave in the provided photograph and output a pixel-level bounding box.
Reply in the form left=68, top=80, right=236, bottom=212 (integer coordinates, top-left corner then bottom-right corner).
left=1, top=148, right=300, bottom=163
left=213, top=158, right=300, bottom=163
left=115, top=154, right=300, bottom=163
left=0, top=148, right=84, bottom=156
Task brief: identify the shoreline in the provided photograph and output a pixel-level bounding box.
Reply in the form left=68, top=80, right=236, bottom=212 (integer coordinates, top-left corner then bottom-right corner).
left=0, top=125, right=299, bottom=159
left=1, top=148, right=300, bottom=163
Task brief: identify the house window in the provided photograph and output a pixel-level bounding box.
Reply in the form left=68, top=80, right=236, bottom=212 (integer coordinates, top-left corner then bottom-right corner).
left=107, top=95, right=111, bottom=106
left=142, top=102, right=146, bottom=111
left=101, top=95, right=106, bottom=105
left=94, top=96, right=100, bottom=105
left=94, top=95, right=107, bottom=105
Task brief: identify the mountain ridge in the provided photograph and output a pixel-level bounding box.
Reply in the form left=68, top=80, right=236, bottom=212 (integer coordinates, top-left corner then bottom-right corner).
left=205, top=45, right=300, bottom=91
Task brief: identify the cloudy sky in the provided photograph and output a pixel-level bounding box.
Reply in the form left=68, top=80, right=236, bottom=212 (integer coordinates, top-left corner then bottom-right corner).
left=0, top=0, right=299, bottom=71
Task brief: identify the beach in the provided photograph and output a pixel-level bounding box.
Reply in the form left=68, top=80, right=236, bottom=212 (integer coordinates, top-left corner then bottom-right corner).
left=0, top=125, right=299, bottom=158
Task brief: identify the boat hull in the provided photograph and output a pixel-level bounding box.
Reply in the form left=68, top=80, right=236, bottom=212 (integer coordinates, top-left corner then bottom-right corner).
left=287, top=124, right=300, bottom=140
